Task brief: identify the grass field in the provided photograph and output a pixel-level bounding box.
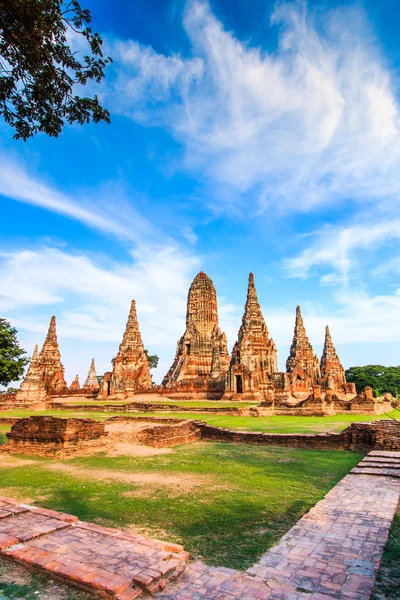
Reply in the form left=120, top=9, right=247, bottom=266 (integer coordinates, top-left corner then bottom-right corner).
left=0, top=409, right=397, bottom=433
left=0, top=442, right=362, bottom=570
left=61, top=399, right=258, bottom=408
left=371, top=510, right=400, bottom=599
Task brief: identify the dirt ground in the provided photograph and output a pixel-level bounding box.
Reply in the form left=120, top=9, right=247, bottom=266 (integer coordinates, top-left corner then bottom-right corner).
left=0, top=557, right=91, bottom=599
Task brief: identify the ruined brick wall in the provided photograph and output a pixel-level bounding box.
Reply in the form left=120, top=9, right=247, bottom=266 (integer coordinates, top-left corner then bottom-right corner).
left=4, top=417, right=108, bottom=457
left=50, top=401, right=251, bottom=416
left=105, top=416, right=201, bottom=447
left=198, top=419, right=400, bottom=451
left=198, top=423, right=345, bottom=449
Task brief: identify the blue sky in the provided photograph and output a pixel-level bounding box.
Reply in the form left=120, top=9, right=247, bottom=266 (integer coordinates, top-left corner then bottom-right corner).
left=1, top=0, right=400, bottom=385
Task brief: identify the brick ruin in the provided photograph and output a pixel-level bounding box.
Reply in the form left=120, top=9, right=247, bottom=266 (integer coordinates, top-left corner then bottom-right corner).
left=1, top=415, right=201, bottom=456
left=162, top=271, right=230, bottom=398
left=82, top=358, right=100, bottom=393
left=11, top=271, right=388, bottom=415
left=100, top=300, right=152, bottom=398
left=285, top=305, right=321, bottom=393
left=2, top=416, right=108, bottom=457
left=2, top=415, right=400, bottom=456
left=224, top=273, right=277, bottom=401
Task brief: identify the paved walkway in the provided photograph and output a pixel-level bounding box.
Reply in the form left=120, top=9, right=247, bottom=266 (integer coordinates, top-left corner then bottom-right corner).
left=157, top=451, right=400, bottom=600
left=0, top=497, right=188, bottom=599
left=0, top=452, right=399, bottom=599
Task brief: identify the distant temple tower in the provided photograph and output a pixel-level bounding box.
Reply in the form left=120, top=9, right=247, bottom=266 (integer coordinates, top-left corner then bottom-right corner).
left=319, top=326, right=348, bottom=393
left=225, top=273, right=277, bottom=400
left=14, top=345, right=47, bottom=404
left=162, top=272, right=229, bottom=397
left=69, top=375, right=81, bottom=392
left=106, top=300, right=152, bottom=396
left=286, top=306, right=320, bottom=392
left=38, top=316, right=67, bottom=393
left=83, top=358, right=100, bottom=393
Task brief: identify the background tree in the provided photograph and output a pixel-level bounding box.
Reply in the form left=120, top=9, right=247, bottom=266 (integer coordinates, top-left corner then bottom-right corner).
left=345, top=365, right=400, bottom=397
left=0, top=0, right=111, bottom=140
left=145, top=350, right=159, bottom=371
left=0, top=318, right=29, bottom=387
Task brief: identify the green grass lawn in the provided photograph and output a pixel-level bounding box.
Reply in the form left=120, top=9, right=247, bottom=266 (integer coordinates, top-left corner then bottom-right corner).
left=0, top=425, right=9, bottom=445
left=0, top=409, right=397, bottom=433
left=372, top=511, right=400, bottom=600
left=59, top=399, right=258, bottom=408
left=0, top=442, right=362, bottom=570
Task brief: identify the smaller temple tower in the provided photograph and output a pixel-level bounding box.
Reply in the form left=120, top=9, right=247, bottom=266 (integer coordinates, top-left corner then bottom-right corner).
left=225, top=273, right=278, bottom=400
left=108, top=300, right=152, bottom=396
left=83, top=358, right=100, bottom=393
left=14, top=345, right=47, bottom=404
left=39, top=316, right=67, bottom=393
left=69, top=375, right=80, bottom=392
left=286, top=306, right=320, bottom=392
left=320, top=326, right=347, bottom=393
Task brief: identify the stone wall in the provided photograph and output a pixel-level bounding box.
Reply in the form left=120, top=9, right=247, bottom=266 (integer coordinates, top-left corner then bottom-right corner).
left=197, top=419, right=400, bottom=452
left=198, top=423, right=345, bottom=449
left=50, top=401, right=251, bottom=416
left=106, top=416, right=201, bottom=447
left=3, top=417, right=108, bottom=457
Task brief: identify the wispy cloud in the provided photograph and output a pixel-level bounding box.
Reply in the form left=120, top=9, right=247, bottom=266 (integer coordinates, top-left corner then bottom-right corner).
left=0, top=156, right=158, bottom=244
left=0, top=245, right=201, bottom=383
left=284, top=220, right=400, bottom=283
left=108, top=0, right=400, bottom=213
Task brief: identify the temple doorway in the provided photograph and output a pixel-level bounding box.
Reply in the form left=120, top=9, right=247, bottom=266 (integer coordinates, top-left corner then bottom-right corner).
left=235, top=375, right=243, bottom=394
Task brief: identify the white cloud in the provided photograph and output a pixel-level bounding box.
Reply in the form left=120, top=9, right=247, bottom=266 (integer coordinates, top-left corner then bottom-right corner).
left=108, top=0, right=400, bottom=212
left=0, top=245, right=201, bottom=384
left=284, top=219, right=400, bottom=282
left=0, top=156, right=158, bottom=244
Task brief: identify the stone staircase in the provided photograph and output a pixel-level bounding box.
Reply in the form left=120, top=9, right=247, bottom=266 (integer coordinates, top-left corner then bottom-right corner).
left=351, top=450, right=400, bottom=477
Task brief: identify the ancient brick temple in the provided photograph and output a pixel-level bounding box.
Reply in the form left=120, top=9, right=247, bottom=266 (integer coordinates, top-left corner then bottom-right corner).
left=14, top=317, right=67, bottom=403
left=39, top=316, right=67, bottom=393
left=224, top=273, right=278, bottom=401
left=101, top=300, right=152, bottom=397
left=14, top=345, right=47, bottom=404
left=162, top=272, right=229, bottom=398
left=285, top=306, right=320, bottom=393
left=82, top=358, right=100, bottom=393
left=319, top=326, right=355, bottom=394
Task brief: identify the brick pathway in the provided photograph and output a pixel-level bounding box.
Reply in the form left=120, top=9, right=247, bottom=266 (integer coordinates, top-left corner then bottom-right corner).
left=0, top=452, right=399, bottom=599
left=0, top=497, right=188, bottom=599
left=156, top=451, right=400, bottom=600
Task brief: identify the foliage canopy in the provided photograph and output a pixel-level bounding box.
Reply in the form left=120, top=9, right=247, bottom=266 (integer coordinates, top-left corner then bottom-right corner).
left=0, top=0, right=111, bottom=140
left=145, top=350, right=159, bottom=371
left=345, top=365, right=400, bottom=397
left=0, top=318, right=29, bottom=387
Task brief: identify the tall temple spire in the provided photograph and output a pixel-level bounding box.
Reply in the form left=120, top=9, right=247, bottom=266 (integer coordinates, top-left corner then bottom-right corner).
left=163, top=271, right=229, bottom=393
left=40, top=316, right=61, bottom=361
left=14, top=345, right=47, bottom=404
left=38, top=316, right=67, bottom=392
left=185, top=271, right=219, bottom=335
left=320, top=325, right=346, bottom=391
left=224, top=273, right=277, bottom=399
left=83, top=358, right=99, bottom=392
left=119, top=300, right=145, bottom=353
left=240, top=272, right=267, bottom=335
left=286, top=305, right=320, bottom=381
left=108, top=300, right=152, bottom=395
